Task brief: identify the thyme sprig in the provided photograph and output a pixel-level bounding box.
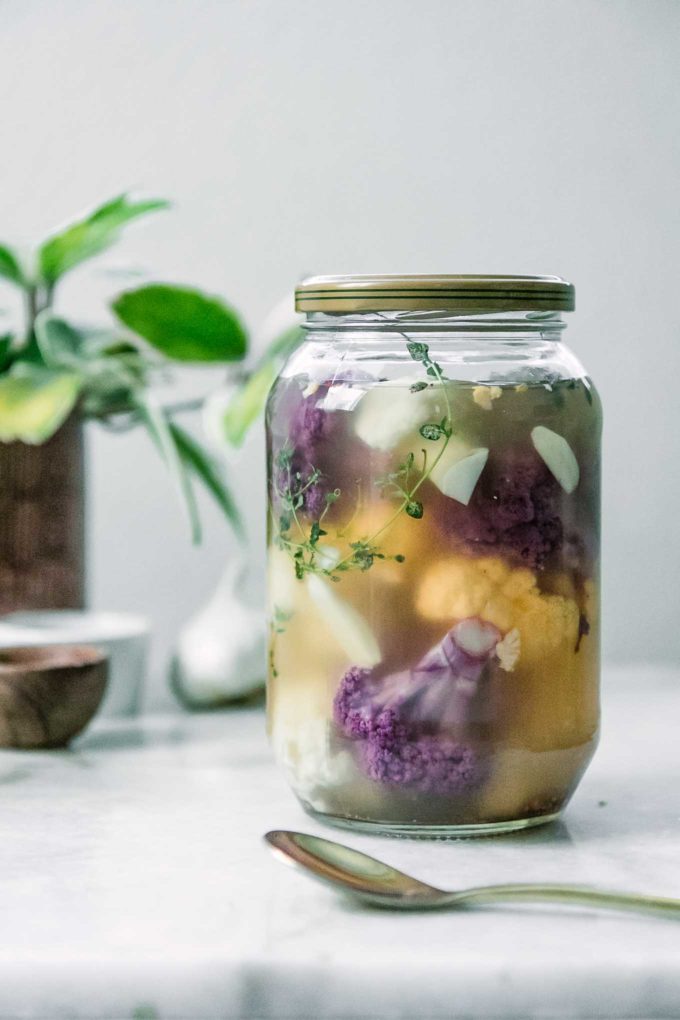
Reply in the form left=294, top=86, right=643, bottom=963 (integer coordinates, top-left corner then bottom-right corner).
left=273, top=339, right=453, bottom=581
left=366, top=340, right=454, bottom=530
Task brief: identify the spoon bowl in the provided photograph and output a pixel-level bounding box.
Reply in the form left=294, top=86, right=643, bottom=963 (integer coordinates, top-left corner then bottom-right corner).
left=266, top=829, right=446, bottom=908
left=265, top=830, right=680, bottom=917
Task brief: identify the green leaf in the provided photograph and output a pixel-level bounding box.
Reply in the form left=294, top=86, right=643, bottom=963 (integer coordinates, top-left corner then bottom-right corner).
left=0, top=334, right=13, bottom=372
left=34, top=313, right=83, bottom=368
left=222, top=359, right=278, bottom=446
left=136, top=393, right=201, bottom=544
left=169, top=422, right=244, bottom=540
left=0, top=244, right=25, bottom=288
left=112, top=283, right=248, bottom=362
left=38, top=193, right=169, bottom=284
left=0, top=365, right=81, bottom=444
left=222, top=324, right=303, bottom=446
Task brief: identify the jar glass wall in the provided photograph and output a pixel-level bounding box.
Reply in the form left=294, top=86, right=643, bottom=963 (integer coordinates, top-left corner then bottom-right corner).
left=266, top=278, right=601, bottom=837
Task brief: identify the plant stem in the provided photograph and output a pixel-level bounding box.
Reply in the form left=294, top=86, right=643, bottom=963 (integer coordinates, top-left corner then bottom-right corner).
left=273, top=331, right=454, bottom=580
left=330, top=344, right=453, bottom=570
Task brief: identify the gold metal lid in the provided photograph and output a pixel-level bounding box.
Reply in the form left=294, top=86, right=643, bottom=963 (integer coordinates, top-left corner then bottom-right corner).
left=295, top=275, right=575, bottom=313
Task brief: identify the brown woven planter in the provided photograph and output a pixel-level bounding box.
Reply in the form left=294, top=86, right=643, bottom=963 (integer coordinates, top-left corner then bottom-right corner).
left=0, top=417, right=85, bottom=613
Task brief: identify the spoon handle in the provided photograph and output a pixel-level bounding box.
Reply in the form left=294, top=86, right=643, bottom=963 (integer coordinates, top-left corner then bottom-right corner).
left=456, top=883, right=680, bottom=917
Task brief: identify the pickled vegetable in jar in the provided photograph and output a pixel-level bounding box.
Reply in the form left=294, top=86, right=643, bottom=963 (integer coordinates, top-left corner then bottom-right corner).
left=266, top=275, right=601, bottom=837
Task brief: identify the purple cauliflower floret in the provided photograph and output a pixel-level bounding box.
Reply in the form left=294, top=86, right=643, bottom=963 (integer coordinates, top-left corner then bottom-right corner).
left=332, top=665, right=378, bottom=739
left=439, top=450, right=563, bottom=568
left=271, top=383, right=338, bottom=518
left=270, top=373, right=386, bottom=523
left=291, top=398, right=331, bottom=460
left=362, top=730, right=480, bottom=794
left=333, top=619, right=500, bottom=794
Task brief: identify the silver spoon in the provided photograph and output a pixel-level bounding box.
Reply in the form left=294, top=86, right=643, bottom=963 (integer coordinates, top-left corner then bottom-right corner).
left=265, top=830, right=680, bottom=917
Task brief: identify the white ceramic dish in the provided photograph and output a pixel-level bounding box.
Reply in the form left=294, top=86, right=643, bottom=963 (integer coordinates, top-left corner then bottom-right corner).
left=0, top=611, right=150, bottom=718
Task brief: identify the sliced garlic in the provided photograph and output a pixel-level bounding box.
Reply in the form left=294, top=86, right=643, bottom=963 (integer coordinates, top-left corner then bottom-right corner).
left=531, top=425, right=580, bottom=494
left=437, top=447, right=489, bottom=505
left=496, top=628, right=521, bottom=672
left=307, top=574, right=381, bottom=668
left=428, top=434, right=481, bottom=489
left=473, top=385, right=503, bottom=411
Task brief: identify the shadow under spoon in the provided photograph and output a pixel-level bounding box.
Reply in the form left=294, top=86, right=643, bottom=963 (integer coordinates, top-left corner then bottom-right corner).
left=265, top=830, right=680, bottom=917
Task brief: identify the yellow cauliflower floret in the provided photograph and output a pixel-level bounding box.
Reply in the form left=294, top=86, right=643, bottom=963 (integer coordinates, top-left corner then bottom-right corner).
left=417, top=552, right=597, bottom=752
left=416, top=554, right=580, bottom=665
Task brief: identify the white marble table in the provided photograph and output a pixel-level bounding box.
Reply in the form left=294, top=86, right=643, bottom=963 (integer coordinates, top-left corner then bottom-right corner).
left=0, top=666, right=679, bottom=1020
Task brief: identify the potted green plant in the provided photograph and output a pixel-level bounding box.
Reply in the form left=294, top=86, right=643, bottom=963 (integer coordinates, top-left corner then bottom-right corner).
left=0, top=194, right=250, bottom=613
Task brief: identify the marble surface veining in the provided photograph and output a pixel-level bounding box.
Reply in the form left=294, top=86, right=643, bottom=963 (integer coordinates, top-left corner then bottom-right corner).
left=0, top=666, right=678, bottom=1019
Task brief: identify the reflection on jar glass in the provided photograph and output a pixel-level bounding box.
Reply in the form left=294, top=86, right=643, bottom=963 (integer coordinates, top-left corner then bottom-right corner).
left=266, top=275, right=601, bottom=837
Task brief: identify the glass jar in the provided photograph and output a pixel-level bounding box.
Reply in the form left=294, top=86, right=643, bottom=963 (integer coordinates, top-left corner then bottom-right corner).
left=266, top=275, right=601, bottom=837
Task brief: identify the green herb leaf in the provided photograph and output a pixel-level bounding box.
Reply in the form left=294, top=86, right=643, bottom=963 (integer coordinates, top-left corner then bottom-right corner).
left=419, top=423, right=444, bottom=441
left=276, top=446, right=293, bottom=471
left=406, top=500, right=424, bottom=519
left=309, top=521, right=327, bottom=545
left=39, top=194, right=169, bottom=284
left=407, top=341, right=429, bottom=362
left=279, top=512, right=292, bottom=534
left=410, top=381, right=428, bottom=393
left=169, top=422, right=244, bottom=540
left=0, top=365, right=81, bottom=444
left=0, top=244, right=25, bottom=288
left=112, top=283, right=248, bottom=362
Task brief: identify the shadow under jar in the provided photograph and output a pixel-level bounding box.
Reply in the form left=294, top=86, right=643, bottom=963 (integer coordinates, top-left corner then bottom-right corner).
left=266, top=275, right=601, bottom=837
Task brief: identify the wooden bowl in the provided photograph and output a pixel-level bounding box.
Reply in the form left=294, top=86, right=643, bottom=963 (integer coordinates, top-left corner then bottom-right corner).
left=0, top=644, right=108, bottom=749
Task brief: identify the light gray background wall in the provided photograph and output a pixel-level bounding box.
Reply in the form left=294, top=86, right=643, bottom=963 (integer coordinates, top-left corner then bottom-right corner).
left=1, top=0, right=678, bottom=706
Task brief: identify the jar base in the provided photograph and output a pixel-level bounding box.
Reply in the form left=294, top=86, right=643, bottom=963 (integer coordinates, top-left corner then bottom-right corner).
left=304, top=806, right=561, bottom=840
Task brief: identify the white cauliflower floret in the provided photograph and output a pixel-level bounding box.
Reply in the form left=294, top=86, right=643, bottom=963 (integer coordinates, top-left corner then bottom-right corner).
left=273, top=717, right=355, bottom=808
left=353, top=379, right=448, bottom=452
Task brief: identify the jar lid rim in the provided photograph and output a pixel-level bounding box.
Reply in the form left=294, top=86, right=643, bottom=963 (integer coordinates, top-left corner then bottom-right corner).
left=295, top=275, right=575, bottom=313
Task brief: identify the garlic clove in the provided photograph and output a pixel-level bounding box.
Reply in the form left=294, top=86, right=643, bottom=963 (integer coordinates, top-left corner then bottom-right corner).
left=531, top=425, right=580, bottom=494
left=307, top=574, right=381, bottom=668
left=172, top=558, right=266, bottom=706
left=435, top=447, right=489, bottom=505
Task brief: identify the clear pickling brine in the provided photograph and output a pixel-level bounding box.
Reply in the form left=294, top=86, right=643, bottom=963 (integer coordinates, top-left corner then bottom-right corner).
left=266, top=276, right=601, bottom=836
